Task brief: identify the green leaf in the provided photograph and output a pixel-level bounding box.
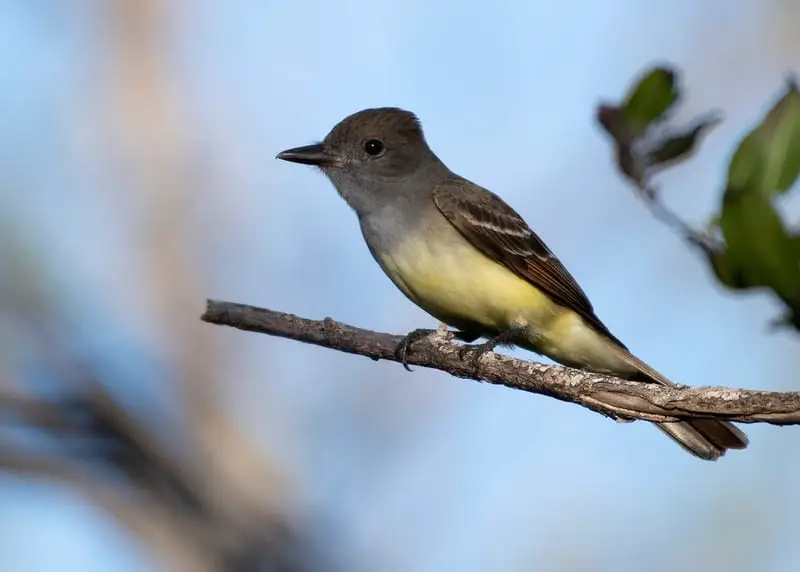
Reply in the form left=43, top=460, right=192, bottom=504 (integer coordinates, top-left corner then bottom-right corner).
left=718, top=79, right=800, bottom=327
left=718, top=191, right=800, bottom=303
left=706, top=249, right=749, bottom=290
left=647, top=112, right=722, bottom=171
left=621, top=66, right=679, bottom=139
left=726, top=79, right=800, bottom=198
left=596, top=65, right=717, bottom=188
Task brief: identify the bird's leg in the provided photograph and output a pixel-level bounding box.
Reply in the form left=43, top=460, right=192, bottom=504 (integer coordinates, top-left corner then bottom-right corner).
left=395, top=325, right=488, bottom=371
left=395, top=328, right=438, bottom=371
left=457, top=326, right=525, bottom=372
left=451, top=330, right=481, bottom=343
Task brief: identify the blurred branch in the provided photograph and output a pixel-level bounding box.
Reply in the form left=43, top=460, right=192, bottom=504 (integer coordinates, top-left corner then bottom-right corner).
left=596, top=69, right=725, bottom=255
left=598, top=66, right=800, bottom=329
left=103, top=0, right=293, bottom=549
left=203, top=299, right=800, bottom=426
left=0, top=446, right=217, bottom=572
left=61, top=2, right=318, bottom=570
left=1, top=381, right=206, bottom=509
left=0, top=376, right=314, bottom=572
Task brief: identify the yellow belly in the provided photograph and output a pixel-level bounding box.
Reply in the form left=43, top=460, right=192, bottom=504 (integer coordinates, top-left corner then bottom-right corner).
left=374, top=227, right=633, bottom=374
left=375, top=229, right=557, bottom=334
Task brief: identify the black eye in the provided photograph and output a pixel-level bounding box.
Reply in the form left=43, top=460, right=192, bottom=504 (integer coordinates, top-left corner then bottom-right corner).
left=363, top=139, right=384, bottom=156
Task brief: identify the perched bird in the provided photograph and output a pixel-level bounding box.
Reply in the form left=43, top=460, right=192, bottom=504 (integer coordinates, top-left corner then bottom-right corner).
left=277, top=107, right=748, bottom=460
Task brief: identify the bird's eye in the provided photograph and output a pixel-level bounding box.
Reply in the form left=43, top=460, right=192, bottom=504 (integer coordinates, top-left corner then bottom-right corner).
left=363, top=139, right=385, bottom=156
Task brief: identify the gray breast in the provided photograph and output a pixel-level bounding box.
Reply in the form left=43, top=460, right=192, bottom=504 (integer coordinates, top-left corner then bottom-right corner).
left=357, top=192, right=434, bottom=255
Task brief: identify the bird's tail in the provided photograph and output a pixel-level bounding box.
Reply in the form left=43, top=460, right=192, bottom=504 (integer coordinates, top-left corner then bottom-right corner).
left=612, top=347, right=748, bottom=461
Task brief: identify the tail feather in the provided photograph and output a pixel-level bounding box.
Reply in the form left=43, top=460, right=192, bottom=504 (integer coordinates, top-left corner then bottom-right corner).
left=656, top=420, right=747, bottom=461
left=611, top=346, right=749, bottom=461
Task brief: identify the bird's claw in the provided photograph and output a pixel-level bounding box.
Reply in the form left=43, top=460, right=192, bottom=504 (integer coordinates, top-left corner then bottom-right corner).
left=457, top=339, right=499, bottom=374
left=395, top=328, right=437, bottom=371
left=456, top=327, right=524, bottom=374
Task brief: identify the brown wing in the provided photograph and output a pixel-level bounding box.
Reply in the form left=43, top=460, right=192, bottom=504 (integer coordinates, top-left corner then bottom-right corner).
left=432, top=176, right=626, bottom=349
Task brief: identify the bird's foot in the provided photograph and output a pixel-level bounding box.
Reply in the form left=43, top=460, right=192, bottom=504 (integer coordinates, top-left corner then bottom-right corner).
left=457, top=327, right=523, bottom=373
left=395, top=328, right=438, bottom=371
left=457, top=339, right=498, bottom=372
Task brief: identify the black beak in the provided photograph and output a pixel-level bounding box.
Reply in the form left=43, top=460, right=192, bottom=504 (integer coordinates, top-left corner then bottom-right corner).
left=276, top=143, right=335, bottom=166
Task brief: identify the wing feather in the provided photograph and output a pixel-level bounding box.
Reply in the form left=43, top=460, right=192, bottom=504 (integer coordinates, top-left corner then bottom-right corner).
left=432, top=176, right=626, bottom=349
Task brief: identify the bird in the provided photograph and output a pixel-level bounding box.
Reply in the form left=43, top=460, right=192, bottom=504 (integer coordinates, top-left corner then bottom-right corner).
left=276, top=106, right=748, bottom=460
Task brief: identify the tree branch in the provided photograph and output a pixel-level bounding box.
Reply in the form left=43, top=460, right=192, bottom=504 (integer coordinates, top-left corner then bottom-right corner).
left=201, top=299, right=800, bottom=426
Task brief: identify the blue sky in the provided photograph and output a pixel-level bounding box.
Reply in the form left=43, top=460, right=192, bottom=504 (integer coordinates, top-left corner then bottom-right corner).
left=1, top=1, right=799, bottom=571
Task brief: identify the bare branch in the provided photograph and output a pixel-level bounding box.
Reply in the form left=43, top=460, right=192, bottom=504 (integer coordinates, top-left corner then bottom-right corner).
left=202, top=299, right=800, bottom=426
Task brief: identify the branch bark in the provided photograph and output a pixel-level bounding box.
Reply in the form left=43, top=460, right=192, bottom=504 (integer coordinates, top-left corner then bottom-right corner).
left=202, top=299, right=800, bottom=426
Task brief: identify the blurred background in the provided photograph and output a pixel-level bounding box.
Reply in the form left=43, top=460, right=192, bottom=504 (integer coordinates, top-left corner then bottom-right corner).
left=1, top=1, right=799, bottom=571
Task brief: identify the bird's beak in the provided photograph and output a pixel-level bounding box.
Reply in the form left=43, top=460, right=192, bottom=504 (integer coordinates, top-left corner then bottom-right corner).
left=276, top=143, right=336, bottom=167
